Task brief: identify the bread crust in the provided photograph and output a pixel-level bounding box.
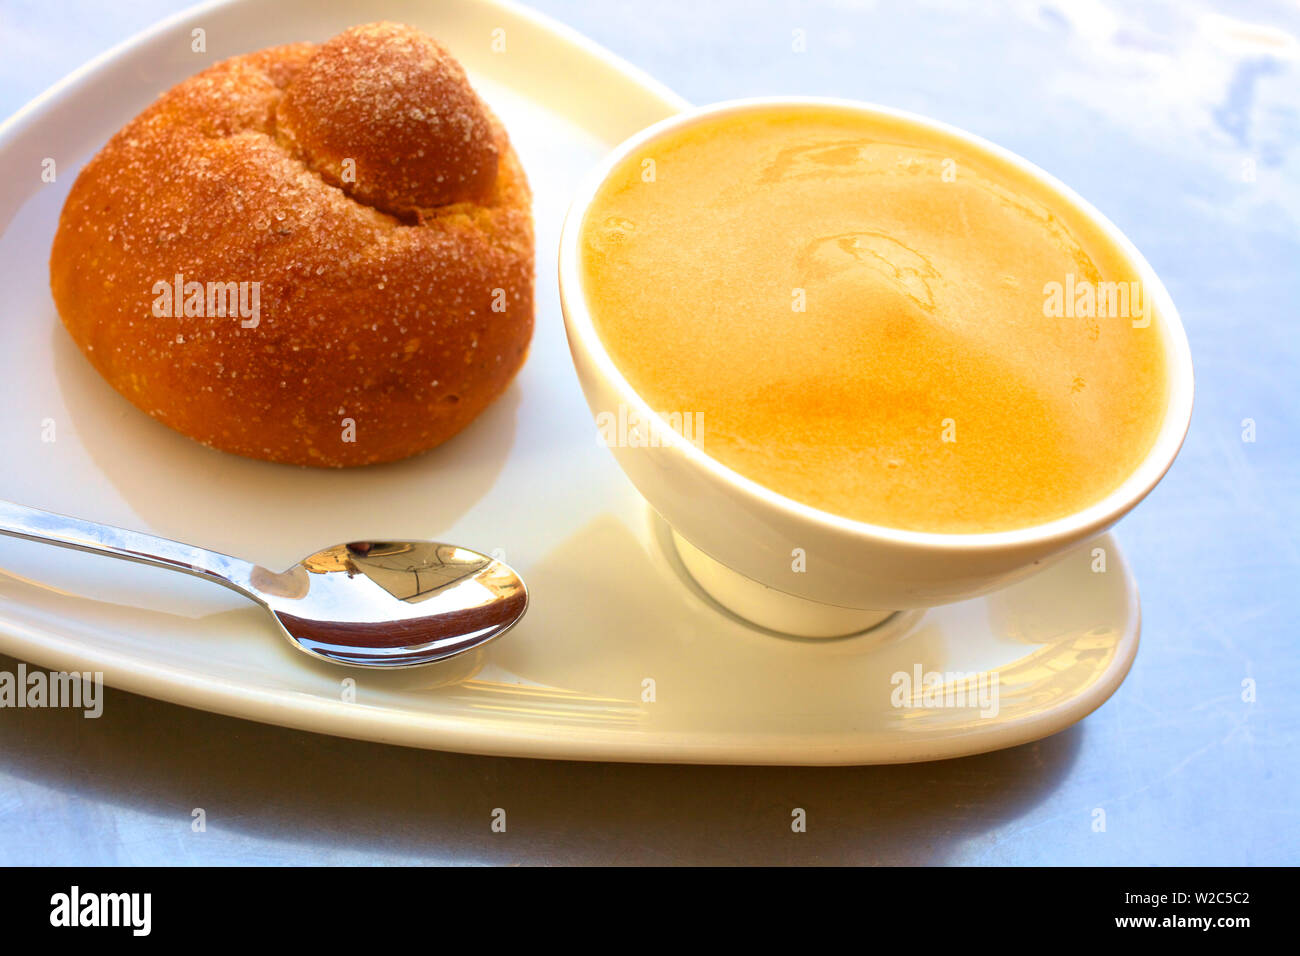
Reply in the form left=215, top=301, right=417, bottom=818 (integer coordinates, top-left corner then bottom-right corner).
left=49, top=23, right=534, bottom=467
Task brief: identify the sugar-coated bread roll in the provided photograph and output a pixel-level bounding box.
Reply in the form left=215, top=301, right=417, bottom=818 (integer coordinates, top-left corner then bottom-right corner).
left=50, top=22, right=533, bottom=467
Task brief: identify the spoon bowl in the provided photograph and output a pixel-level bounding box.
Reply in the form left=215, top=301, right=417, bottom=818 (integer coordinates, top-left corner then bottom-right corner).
left=255, top=541, right=529, bottom=667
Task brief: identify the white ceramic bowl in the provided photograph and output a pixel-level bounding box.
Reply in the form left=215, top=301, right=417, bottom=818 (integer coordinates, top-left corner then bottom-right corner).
left=559, top=97, right=1194, bottom=636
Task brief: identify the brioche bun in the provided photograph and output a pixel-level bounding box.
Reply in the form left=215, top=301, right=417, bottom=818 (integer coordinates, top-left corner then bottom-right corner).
left=50, top=22, right=533, bottom=467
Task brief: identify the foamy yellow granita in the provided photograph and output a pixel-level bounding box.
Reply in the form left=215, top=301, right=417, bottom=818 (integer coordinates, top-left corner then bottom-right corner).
left=580, top=106, right=1168, bottom=533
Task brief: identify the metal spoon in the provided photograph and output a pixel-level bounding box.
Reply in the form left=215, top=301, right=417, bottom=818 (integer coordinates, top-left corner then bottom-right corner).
left=0, top=500, right=528, bottom=667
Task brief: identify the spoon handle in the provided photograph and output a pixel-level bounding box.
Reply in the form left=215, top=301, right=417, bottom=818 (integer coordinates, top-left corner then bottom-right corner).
left=0, top=499, right=259, bottom=596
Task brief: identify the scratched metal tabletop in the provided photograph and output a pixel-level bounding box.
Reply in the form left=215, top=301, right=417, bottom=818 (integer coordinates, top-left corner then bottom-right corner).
left=0, top=0, right=1295, bottom=865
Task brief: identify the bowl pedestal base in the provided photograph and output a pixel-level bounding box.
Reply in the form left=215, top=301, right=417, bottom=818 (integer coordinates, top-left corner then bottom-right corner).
left=670, top=529, right=896, bottom=638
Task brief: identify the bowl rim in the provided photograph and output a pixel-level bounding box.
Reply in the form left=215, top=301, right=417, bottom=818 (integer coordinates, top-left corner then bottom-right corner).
left=558, top=95, right=1195, bottom=552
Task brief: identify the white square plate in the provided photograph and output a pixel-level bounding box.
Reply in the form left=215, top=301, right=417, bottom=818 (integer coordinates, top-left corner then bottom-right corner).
left=0, top=0, right=1138, bottom=764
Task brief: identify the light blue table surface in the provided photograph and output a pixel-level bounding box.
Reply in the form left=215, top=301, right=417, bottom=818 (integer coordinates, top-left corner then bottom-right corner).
left=0, top=0, right=1295, bottom=865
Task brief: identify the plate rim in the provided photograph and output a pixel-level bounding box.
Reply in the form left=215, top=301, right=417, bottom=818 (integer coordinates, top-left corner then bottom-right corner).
left=0, top=0, right=691, bottom=148
left=0, top=530, right=1140, bottom=765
